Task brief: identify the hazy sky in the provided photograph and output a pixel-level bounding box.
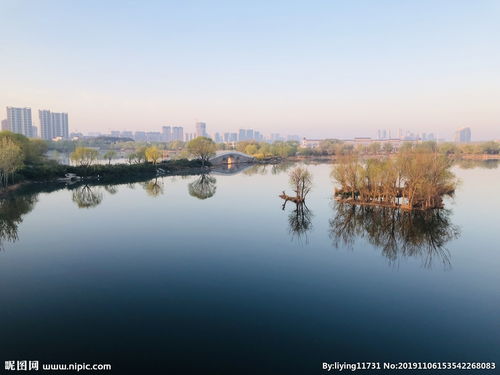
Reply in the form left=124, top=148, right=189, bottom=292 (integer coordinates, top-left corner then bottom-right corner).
left=1, top=0, right=499, bottom=140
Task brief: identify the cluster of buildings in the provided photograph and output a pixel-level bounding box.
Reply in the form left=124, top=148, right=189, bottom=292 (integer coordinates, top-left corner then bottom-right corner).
left=377, top=128, right=436, bottom=142
left=109, top=126, right=185, bottom=143
left=302, top=127, right=473, bottom=150
left=454, top=127, right=471, bottom=143
left=301, top=137, right=405, bottom=150
left=2, top=107, right=474, bottom=147
left=105, top=121, right=300, bottom=144
left=2, top=107, right=69, bottom=140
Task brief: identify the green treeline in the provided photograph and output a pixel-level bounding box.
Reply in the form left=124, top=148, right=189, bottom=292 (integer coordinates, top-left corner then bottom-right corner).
left=45, top=135, right=499, bottom=158
left=0, top=131, right=48, bottom=186
left=332, top=151, right=458, bottom=210
left=0, top=131, right=205, bottom=188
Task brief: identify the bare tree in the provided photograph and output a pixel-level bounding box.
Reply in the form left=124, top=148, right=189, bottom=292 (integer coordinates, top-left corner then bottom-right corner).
left=288, top=166, right=313, bottom=201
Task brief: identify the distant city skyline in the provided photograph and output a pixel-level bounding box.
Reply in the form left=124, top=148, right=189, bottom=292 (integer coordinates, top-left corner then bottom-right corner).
left=0, top=105, right=480, bottom=143
left=1, top=1, right=499, bottom=140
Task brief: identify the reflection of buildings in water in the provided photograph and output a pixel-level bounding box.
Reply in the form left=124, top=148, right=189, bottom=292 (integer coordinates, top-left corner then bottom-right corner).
left=0, top=194, right=38, bottom=249
left=188, top=174, right=217, bottom=200
left=329, top=203, right=460, bottom=268
left=71, top=185, right=103, bottom=208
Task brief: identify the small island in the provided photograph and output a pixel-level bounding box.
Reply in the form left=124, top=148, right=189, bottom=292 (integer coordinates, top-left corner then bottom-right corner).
left=332, top=151, right=457, bottom=210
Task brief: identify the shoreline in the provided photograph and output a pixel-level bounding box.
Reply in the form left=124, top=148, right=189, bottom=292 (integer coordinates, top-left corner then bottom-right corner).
left=1, top=153, right=498, bottom=198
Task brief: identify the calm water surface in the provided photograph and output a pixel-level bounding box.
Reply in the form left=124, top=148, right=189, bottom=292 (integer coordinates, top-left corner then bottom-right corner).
left=0, top=162, right=499, bottom=374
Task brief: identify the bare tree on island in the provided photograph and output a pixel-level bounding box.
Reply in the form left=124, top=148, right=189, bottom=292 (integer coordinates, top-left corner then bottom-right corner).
left=280, top=166, right=313, bottom=204
left=279, top=166, right=314, bottom=244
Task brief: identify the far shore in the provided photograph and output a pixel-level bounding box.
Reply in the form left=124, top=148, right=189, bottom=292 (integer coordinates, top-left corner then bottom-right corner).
left=1, top=153, right=498, bottom=198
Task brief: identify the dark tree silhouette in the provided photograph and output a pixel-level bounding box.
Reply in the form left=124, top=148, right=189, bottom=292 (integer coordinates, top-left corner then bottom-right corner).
left=329, top=202, right=460, bottom=268
left=188, top=174, right=216, bottom=200
left=71, top=185, right=103, bottom=209
left=0, top=193, right=37, bottom=250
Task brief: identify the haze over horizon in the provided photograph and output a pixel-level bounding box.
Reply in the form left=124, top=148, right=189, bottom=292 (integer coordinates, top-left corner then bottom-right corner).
left=1, top=0, right=499, bottom=140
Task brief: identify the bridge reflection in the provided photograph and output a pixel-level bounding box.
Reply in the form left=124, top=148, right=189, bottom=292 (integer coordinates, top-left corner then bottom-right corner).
left=211, top=163, right=254, bottom=175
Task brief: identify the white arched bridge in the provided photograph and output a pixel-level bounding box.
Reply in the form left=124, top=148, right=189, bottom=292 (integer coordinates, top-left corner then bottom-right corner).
left=209, top=151, right=255, bottom=166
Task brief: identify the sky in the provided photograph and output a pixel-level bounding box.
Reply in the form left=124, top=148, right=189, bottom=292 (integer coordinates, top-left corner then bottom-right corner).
left=1, top=0, right=499, bottom=140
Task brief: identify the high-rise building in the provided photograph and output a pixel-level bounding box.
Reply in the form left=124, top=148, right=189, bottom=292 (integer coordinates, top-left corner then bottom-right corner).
left=121, top=131, right=134, bottom=139
left=224, top=132, right=238, bottom=142
left=146, top=132, right=162, bottom=142
left=162, top=126, right=172, bottom=142
left=246, top=129, right=254, bottom=140
left=1, top=118, right=9, bottom=131
left=254, top=131, right=265, bottom=142
left=377, top=129, right=388, bottom=140
left=454, top=127, right=471, bottom=143
left=172, top=126, right=184, bottom=141
left=270, top=133, right=283, bottom=142
left=39, top=110, right=69, bottom=140
left=6, top=107, right=33, bottom=137
left=31, top=126, right=38, bottom=138
left=238, top=129, right=246, bottom=141
left=195, top=122, right=207, bottom=138
left=213, top=132, right=222, bottom=143
left=134, top=131, right=146, bottom=141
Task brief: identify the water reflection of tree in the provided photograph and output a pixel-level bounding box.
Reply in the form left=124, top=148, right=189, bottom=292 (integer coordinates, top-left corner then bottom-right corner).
left=103, top=185, right=119, bottom=194
left=282, top=200, right=313, bottom=245
left=188, top=174, right=216, bottom=200
left=243, top=164, right=268, bottom=176
left=0, top=194, right=37, bottom=249
left=143, top=178, right=164, bottom=197
left=454, top=159, right=498, bottom=170
left=271, top=162, right=294, bottom=175
left=329, top=203, right=460, bottom=268
left=71, top=185, right=103, bottom=208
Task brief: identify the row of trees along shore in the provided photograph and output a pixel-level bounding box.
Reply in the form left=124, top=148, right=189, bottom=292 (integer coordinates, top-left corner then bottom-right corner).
left=47, top=135, right=499, bottom=160
left=70, top=137, right=217, bottom=167
left=332, top=151, right=458, bottom=211
left=0, top=131, right=213, bottom=189
left=0, top=131, right=47, bottom=187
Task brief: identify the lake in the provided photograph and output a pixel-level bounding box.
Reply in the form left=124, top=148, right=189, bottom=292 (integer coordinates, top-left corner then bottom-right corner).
left=0, top=161, right=499, bottom=374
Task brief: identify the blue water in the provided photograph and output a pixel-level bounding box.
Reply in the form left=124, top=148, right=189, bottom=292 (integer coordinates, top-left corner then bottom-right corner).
left=0, top=162, right=498, bottom=374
